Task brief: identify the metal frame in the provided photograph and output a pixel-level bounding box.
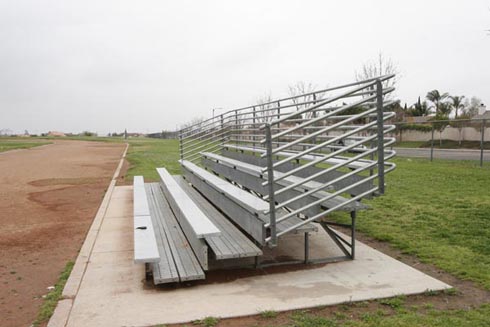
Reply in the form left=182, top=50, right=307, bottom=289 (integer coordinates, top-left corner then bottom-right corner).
left=178, top=75, right=397, bottom=264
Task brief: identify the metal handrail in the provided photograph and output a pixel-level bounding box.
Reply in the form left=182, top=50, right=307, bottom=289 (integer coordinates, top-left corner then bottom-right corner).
left=178, top=75, right=397, bottom=247
left=178, top=74, right=396, bottom=133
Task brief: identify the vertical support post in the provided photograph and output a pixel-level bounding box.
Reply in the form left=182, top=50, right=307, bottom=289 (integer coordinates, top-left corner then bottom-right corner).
left=430, top=124, right=435, bottom=162
left=179, top=133, right=184, bottom=160
left=235, top=110, right=239, bottom=147
left=277, top=101, right=281, bottom=149
left=265, top=124, right=277, bottom=247
left=252, top=106, right=256, bottom=149
left=312, top=94, right=317, bottom=146
left=220, top=114, right=225, bottom=146
left=481, top=119, right=486, bottom=167
left=376, top=80, right=385, bottom=195
left=350, top=211, right=356, bottom=259
left=304, top=233, right=310, bottom=264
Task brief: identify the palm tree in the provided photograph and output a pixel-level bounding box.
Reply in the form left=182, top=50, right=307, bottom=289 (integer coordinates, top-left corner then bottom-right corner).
left=449, top=95, right=465, bottom=119
left=426, top=90, right=449, bottom=115
left=411, top=96, right=430, bottom=116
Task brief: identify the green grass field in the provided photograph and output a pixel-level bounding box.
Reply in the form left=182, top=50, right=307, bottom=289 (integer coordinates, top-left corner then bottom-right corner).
left=124, top=138, right=181, bottom=180
left=0, top=139, right=51, bottom=152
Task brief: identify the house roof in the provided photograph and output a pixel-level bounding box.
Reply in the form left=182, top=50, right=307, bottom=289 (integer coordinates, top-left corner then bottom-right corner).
left=474, top=111, right=490, bottom=120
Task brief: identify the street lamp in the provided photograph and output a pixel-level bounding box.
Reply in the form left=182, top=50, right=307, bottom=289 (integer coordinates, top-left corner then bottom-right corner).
left=212, top=107, right=225, bottom=118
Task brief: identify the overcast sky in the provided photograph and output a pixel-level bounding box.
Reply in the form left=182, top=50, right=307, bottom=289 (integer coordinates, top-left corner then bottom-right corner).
left=1, top=0, right=489, bottom=135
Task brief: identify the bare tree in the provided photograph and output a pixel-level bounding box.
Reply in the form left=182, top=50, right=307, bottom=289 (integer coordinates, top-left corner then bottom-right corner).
left=355, top=53, right=398, bottom=94
left=255, top=93, right=277, bottom=124
left=179, top=117, right=206, bottom=136
left=287, top=81, right=327, bottom=119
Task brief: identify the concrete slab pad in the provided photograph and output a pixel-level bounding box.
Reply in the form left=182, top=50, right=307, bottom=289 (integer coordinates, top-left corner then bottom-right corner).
left=62, top=186, right=450, bottom=327
left=111, top=185, right=133, bottom=199
left=104, top=196, right=133, bottom=218
left=92, top=217, right=134, bottom=253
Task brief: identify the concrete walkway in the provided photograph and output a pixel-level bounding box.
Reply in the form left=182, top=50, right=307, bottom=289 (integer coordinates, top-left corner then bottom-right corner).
left=49, top=185, right=450, bottom=326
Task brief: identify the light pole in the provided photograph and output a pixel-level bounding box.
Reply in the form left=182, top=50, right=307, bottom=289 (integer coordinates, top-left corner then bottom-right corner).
left=212, top=107, right=225, bottom=118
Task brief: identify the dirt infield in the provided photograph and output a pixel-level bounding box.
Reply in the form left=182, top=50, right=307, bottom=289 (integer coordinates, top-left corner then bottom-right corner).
left=0, top=140, right=125, bottom=327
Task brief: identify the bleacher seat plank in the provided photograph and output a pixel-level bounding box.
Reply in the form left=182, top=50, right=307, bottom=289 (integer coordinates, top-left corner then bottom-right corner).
left=145, top=185, right=179, bottom=283
left=133, top=176, right=150, bottom=216
left=157, top=168, right=220, bottom=238
left=146, top=183, right=205, bottom=282
left=174, top=176, right=262, bottom=259
left=133, top=176, right=159, bottom=264
left=133, top=216, right=160, bottom=263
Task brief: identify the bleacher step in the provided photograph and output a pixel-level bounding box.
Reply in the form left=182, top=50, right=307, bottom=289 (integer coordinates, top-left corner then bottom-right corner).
left=174, top=176, right=262, bottom=259
left=201, top=152, right=368, bottom=212
left=145, top=183, right=205, bottom=283
left=181, top=160, right=317, bottom=245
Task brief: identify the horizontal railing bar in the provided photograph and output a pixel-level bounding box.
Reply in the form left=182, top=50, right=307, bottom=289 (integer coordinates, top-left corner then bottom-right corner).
left=262, top=140, right=396, bottom=209
left=268, top=159, right=378, bottom=213
left=281, top=111, right=392, bottom=123
left=233, top=88, right=392, bottom=122
left=222, top=143, right=379, bottom=168
left=182, top=136, right=230, bottom=156
left=229, top=137, right=374, bottom=151
left=264, top=134, right=378, bottom=188
left=267, top=107, right=378, bottom=156
left=230, top=133, right=369, bottom=142
left=270, top=110, right=396, bottom=160
left=267, top=85, right=394, bottom=128
left=229, top=91, right=382, bottom=124
left=266, top=174, right=379, bottom=228
left=180, top=121, right=231, bottom=141
left=268, top=186, right=379, bottom=241
left=266, top=113, right=379, bottom=165
left=229, top=74, right=395, bottom=117
left=178, top=75, right=395, bottom=135
left=263, top=82, right=377, bottom=129
left=265, top=90, right=394, bottom=142
left=181, top=129, right=230, bottom=149
left=227, top=138, right=377, bottom=157
left=264, top=122, right=395, bottom=178
left=179, top=116, right=233, bottom=138
left=184, top=142, right=226, bottom=161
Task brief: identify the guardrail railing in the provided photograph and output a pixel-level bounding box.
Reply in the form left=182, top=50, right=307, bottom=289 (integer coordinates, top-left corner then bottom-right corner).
left=179, top=75, right=397, bottom=247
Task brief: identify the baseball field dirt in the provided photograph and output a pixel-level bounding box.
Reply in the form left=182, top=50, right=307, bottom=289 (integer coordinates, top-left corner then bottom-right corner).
left=0, top=140, right=126, bottom=327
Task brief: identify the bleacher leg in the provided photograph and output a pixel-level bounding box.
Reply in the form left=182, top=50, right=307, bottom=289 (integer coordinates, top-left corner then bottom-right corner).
left=350, top=211, right=356, bottom=260
left=304, top=232, right=310, bottom=264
